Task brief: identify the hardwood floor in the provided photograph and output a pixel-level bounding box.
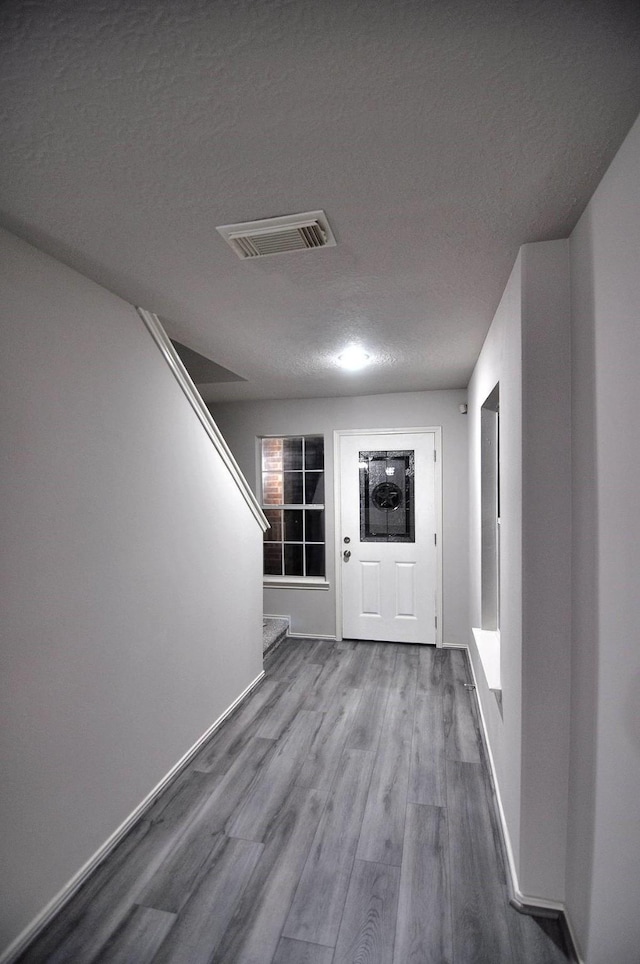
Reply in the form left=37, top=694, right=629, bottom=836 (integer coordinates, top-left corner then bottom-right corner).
left=19, top=639, right=574, bottom=964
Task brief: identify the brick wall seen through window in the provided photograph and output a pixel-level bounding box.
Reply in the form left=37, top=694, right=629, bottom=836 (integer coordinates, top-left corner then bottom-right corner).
left=261, top=436, right=325, bottom=577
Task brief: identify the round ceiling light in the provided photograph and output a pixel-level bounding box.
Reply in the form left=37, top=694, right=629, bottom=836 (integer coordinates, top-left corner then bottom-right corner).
left=337, top=345, right=371, bottom=371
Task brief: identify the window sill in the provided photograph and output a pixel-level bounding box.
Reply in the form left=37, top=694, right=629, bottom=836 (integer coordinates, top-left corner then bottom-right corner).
left=472, top=628, right=502, bottom=693
left=264, top=576, right=330, bottom=591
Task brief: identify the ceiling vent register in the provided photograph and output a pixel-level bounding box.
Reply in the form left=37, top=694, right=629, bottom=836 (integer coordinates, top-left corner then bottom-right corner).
left=216, top=211, right=336, bottom=259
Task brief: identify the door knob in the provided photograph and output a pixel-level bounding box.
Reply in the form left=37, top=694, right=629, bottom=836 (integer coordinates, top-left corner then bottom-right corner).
left=343, top=549, right=351, bottom=561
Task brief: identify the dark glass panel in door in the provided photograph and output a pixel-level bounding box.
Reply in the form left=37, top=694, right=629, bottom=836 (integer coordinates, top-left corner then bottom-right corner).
left=359, top=450, right=415, bottom=542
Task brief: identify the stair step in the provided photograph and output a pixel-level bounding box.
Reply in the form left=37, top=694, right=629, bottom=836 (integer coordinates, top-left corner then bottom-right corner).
left=263, top=617, right=289, bottom=655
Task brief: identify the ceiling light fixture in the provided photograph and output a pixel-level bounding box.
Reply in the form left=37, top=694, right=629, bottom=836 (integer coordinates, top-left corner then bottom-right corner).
left=337, top=345, right=371, bottom=371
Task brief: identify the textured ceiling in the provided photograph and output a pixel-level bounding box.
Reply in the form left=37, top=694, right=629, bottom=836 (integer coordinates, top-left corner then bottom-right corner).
left=1, top=0, right=640, bottom=401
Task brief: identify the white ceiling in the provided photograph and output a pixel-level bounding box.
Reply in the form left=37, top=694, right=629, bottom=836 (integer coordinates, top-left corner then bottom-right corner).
left=2, top=0, right=639, bottom=401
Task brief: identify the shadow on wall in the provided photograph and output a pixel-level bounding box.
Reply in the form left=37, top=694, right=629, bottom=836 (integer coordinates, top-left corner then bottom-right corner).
left=567, top=208, right=599, bottom=953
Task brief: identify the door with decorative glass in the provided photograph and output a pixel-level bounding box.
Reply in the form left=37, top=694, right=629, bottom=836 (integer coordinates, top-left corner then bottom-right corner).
left=337, top=430, right=438, bottom=644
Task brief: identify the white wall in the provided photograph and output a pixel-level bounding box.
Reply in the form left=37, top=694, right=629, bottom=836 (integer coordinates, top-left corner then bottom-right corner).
left=568, top=114, right=640, bottom=963
left=0, top=229, right=264, bottom=955
left=211, top=391, right=469, bottom=644
left=468, top=239, right=572, bottom=904
left=520, top=241, right=572, bottom=901
left=468, top=255, right=524, bottom=874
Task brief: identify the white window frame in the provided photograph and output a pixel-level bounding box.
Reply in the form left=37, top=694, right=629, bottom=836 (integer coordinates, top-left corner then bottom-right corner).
left=259, top=435, right=329, bottom=590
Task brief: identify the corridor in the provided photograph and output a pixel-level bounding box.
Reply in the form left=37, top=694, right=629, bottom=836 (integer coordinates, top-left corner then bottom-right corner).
left=20, top=639, right=573, bottom=963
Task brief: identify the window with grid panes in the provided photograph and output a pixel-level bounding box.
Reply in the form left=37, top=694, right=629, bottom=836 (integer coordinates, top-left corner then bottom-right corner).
left=261, top=436, right=325, bottom=577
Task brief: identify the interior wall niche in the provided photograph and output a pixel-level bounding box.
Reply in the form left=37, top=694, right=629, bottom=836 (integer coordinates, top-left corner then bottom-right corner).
left=481, top=383, right=500, bottom=631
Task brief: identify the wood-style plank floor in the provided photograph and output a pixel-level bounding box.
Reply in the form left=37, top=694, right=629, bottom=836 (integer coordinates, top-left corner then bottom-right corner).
left=20, top=639, right=574, bottom=964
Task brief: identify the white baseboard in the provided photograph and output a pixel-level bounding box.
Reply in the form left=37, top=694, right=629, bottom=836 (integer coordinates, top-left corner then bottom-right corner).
left=263, top=619, right=338, bottom=642
left=290, top=632, right=338, bottom=640
left=464, top=648, right=549, bottom=907
left=562, top=911, right=585, bottom=964
left=462, top=645, right=583, bottom=962
left=0, top=669, right=266, bottom=964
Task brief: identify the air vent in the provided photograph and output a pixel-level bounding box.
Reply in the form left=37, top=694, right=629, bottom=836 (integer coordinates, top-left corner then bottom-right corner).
left=216, top=211, right=336, bottom=259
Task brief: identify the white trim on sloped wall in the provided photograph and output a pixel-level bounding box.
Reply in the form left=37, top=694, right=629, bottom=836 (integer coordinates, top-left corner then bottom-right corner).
left=137, top=308, right=268, bottom=532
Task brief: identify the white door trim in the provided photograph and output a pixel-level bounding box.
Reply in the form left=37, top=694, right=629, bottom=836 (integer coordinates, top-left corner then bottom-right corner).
left=333, top=426, right=443, bottom=646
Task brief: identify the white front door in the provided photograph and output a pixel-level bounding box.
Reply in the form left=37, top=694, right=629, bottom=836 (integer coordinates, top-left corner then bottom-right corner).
left=337, top=430, right=438, bottom=645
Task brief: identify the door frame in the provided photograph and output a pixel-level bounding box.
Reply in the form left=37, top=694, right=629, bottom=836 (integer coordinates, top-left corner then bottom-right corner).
left=333, top=426, right=443, bottom=646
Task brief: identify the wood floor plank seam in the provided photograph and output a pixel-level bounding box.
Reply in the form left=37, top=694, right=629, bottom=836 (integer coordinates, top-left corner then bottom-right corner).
left=325, top=838, right=361, bottom=963
left=272, top=937, right=335, bottom=964
left=394, top=803, right=452, bottom=964
left=281, top=747, right=377, bottom=948
left=211, top=787, right=328, bottom=963
left=17, top=640, right=574, bottom=964
left=296, top=685, right=365, bottom=790
left=393, top=653, right=454, bottom=964
left=334, top=858, right=401, bottom=964
left=355, top=656, right=417, bottom=867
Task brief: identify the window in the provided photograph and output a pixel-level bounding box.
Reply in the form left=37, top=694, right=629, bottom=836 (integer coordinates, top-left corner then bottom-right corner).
left=261, top=436, right=325, bottom=578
